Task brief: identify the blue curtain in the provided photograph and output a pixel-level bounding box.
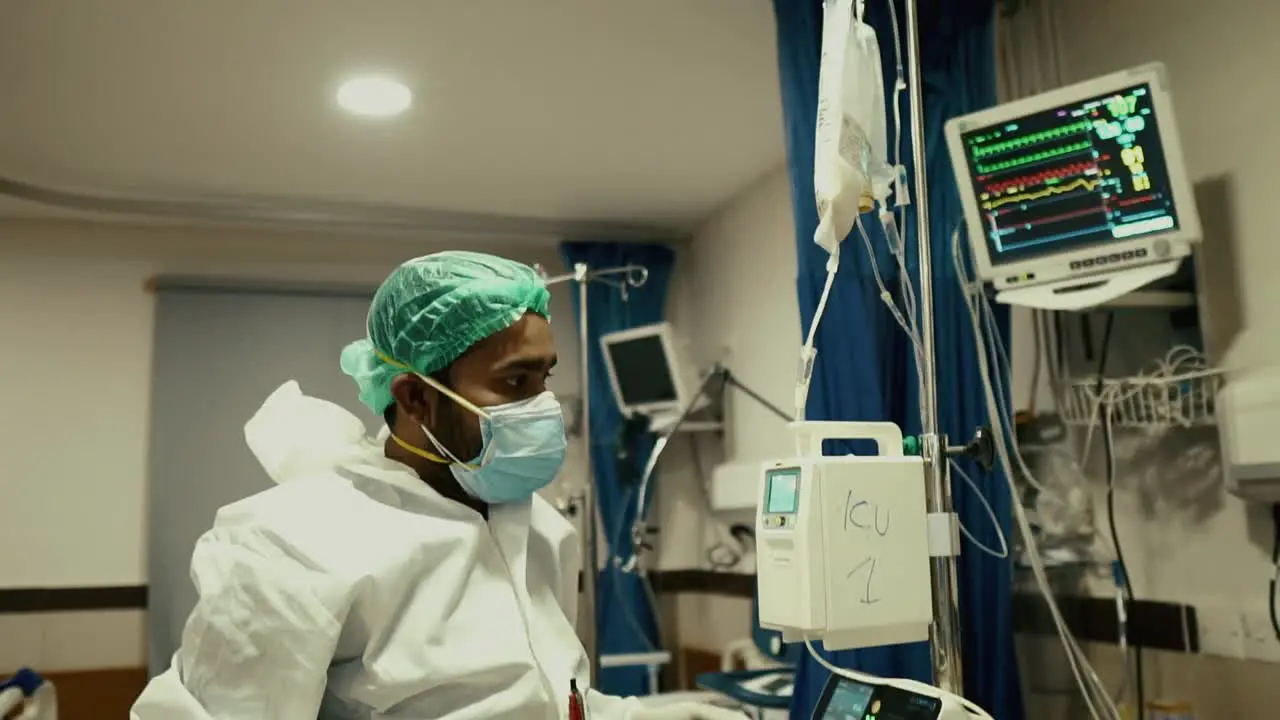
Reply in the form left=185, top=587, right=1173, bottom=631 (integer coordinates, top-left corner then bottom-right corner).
left=559, top=241, right=675, bottom=697
left=771, top=2, right=1024, bottom=719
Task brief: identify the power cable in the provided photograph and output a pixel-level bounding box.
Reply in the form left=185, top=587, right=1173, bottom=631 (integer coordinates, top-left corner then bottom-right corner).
left=1095, top=312, right=1145, bottom=715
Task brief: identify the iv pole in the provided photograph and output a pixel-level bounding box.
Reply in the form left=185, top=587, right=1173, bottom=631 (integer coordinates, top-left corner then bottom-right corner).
left=902, top=0, right=965, bottom=697
left=539, top=261, right=650, bottom=685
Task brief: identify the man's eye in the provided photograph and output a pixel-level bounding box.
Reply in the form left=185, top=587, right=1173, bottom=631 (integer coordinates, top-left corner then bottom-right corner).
left=504, top=376, right=523, bottom=388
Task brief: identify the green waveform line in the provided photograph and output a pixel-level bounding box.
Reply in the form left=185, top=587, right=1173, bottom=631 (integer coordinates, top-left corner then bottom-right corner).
left=977, top=141, right=1092, bottom=175
left=972, top=120, right=1092, bottom=158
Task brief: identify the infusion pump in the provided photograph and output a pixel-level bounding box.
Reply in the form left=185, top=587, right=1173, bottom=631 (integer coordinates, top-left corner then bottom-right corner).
left=756, top=422, right=935, bottom=652
left=755, top=421, right=990, bottom=720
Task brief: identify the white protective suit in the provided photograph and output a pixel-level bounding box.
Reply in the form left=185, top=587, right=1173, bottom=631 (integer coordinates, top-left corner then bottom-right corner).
left=132, top=382, right=730, bottom=719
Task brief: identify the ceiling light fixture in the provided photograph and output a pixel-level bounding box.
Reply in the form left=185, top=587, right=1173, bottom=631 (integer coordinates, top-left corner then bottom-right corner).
left=337, top=76, right=412, bottom=118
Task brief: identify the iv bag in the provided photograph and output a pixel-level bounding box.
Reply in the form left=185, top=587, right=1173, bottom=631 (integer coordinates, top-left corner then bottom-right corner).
left=813, top=0, right=893, bottom=254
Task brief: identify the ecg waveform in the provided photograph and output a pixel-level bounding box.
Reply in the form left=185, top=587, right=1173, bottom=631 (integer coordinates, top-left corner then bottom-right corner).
left=984, top=160, right=1105, bottom=195
left=966, top=116, right=1114, bottom=257
left=983, top=177, right=1100, bottom=211
left=969, top=119, right=1092, bottom=158
left=975, top=141, right=1093, bottom=175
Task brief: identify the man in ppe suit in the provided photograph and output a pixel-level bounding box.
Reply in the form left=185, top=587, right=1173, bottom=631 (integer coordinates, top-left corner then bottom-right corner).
left=132, top=251, right=741, bottom=719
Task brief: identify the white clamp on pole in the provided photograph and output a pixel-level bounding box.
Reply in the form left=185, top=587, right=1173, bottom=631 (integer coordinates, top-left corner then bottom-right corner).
left=926, top=510, right=962, bottom=559
left=902, top=434, right=961, bottom=561
left=930, top=427, right=998, bottom=561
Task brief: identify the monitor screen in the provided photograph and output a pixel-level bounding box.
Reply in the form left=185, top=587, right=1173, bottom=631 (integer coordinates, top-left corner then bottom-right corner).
left=764, top=468, right=800, bottom=514
left=958, top=82, right=1179, bottom=267
left=606, top=334, right=677, bottom=407
left=822, top=679, right=875, bottom=719
left=818, top=678, right=942, bottom=720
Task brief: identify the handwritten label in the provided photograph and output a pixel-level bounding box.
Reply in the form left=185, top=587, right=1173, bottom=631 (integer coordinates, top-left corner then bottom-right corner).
left=843, top=489, right=891, bottom=605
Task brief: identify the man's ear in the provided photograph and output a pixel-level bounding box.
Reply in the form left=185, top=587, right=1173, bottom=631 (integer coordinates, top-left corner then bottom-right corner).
left=389, top=375, right=440, bottom=426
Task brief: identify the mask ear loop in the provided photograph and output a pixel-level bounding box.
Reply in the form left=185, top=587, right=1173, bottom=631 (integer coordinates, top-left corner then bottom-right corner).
left=416, top=374, right=489, bottom=470
left=371, top=348, right=492, bottom=421
left=389, top=432, right=452, bottom=465
left=417, top=374, right=491, bottom=421
left=372, top=348, right=489, bottom=467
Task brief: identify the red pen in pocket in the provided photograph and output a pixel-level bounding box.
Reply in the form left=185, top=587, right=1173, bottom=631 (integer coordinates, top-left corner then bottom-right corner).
left=568, top=679, right=585, bottom=720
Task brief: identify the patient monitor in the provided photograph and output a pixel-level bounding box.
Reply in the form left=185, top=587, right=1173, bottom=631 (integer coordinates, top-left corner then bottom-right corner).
left=756, top=422, right=935, bottom=651
left=600, top=322, right=703, bottom=432
left=944, top=62, right=1201, bottom=310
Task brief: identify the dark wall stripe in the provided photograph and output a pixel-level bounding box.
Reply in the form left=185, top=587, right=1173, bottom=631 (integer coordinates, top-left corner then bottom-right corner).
left=0, top=586, right=147, bottom=614
left=0, top=573, right=1197, bottom=655
left=650, top=569, right=756, bottom=596
left=1011, top=592, right=1199, bottom=654
left=644, top=570, right=1198, bottom=654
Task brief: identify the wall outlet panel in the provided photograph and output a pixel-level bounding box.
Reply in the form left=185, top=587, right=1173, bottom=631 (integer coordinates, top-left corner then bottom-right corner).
left=1239, top=610, right=1280, bottom=663
left=1195, top=605, right=1244, bottom=659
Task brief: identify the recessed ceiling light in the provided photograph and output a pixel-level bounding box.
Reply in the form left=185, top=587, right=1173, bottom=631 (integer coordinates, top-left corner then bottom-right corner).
left=337, top=76, right=412, bottom=118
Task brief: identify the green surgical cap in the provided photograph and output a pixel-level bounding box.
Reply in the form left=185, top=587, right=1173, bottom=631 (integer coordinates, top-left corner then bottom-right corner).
left=340, top=250, right=551, bottom=415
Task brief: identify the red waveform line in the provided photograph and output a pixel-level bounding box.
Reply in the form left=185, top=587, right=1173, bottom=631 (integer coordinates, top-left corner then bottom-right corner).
left=996, top=206, right=1104, bottom=231
left=982, top=161, right=1097, bottom=194
left=1117, top=194, right=1156, bottom=207
left=979, top=154, right=1110, bottom=194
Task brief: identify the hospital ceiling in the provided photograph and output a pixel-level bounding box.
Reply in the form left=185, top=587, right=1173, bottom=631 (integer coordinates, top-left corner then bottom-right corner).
left=0, top=0, right=785, bottom=241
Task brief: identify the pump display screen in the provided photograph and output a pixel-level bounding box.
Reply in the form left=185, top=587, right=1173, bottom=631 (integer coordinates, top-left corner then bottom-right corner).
left=816, top=677, right=942, bottom=720
left=764, top=468, right=800, bottom=514
left=958, top=82, right=1180, bottom=266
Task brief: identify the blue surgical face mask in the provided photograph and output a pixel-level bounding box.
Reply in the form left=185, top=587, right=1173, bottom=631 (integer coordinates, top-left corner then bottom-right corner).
left=421, top=387, right=567, bottom=504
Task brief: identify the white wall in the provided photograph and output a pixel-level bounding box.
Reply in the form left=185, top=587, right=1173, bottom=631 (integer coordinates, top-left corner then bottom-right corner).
left=1003, top=4, right=1280, bottom=714
left=1049, top=0, right=1277, bottom=371
left=682, top=169, right=799, bottom=464
left=659, top=167, right=798, bottom=650
left=0, top=219, right=581, bottom=591
left=1039, top=0, right=1278, bottom=611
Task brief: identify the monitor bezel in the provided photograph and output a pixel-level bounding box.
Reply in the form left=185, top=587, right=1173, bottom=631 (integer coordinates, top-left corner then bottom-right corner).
left=599, top=321, right=686, bottom=417
left=944, top=62, right=1202, bottom=286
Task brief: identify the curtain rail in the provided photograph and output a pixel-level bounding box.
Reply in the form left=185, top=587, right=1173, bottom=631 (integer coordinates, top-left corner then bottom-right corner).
left=144, top=274, right=377, bottom=299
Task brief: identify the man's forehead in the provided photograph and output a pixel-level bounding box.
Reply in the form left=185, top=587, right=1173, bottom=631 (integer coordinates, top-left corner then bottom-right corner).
left=466, top=313, right=556, bottom=365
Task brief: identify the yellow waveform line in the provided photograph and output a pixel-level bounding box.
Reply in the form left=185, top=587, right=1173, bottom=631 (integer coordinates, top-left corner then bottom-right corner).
left=982, top=177, right=1099, bottom=210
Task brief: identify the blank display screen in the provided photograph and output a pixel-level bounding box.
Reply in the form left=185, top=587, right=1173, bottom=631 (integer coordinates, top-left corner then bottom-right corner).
left=765, top=469, right=800, bottom=514
left=607, top=335, right=677, bottom=406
